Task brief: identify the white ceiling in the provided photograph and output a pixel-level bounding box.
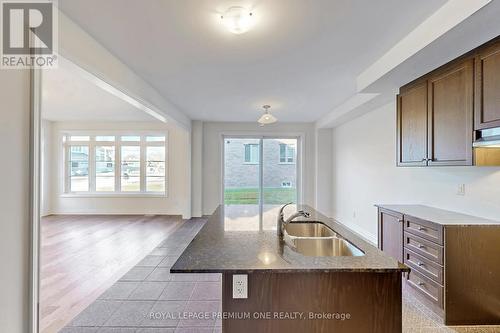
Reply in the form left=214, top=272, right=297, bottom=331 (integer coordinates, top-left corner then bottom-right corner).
left=58, top=0, right=448, bottom=123
left=42, top=58, right=157, bottom=122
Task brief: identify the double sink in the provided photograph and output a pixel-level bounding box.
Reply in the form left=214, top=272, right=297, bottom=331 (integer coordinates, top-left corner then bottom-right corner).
left=282, top=222, right=364, bottom=257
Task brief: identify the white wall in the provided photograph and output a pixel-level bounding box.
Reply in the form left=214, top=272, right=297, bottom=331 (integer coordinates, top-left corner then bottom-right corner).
left=201, top=121, right=316, bottom=215
left=41, top=120, right=53, bottom=216
left=49, top=121, right=192, bottom=218
left=315, top=128, right=333, bottom=217
left=0, top=70, right=30, bottom=332
left=331, top=102, right=500, bottom=243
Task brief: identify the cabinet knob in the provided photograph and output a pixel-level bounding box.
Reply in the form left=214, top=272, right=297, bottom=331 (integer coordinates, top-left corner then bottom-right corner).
left=418, top=227, right=426, bottom=231
left=418, top=244, right=425, bottom=249
left=417, top=262, right=424, bottom=266
left=418, top=282, right=425, bottom=287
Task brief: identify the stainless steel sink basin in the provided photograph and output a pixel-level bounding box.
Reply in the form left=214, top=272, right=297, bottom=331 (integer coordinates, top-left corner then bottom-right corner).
left=284, top=222, right=339, bottom=238
left=283, top=222, right=364, bottom=257
left=292, top=237, right=364, bottom=257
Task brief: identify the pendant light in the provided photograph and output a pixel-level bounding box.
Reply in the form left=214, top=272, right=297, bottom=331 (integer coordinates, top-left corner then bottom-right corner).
left=257, top=105, right=277, bottom=126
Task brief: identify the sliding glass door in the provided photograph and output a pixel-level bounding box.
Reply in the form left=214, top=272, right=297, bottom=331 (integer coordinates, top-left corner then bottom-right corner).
left=223, top=136, right=299, bottom=230
left=262, top=138, right=298, bottom=229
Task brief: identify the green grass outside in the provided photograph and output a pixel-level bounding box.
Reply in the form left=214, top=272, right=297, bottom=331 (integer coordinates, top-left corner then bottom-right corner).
left=224, top=188, right=296, bottom=205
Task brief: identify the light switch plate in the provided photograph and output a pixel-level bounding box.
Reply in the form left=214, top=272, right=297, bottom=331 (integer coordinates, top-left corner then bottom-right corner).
left=232, top=274, right=248, bottom=299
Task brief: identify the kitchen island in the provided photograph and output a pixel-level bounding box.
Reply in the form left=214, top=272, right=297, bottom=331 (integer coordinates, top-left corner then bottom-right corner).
left=172, top=205, right=408, bottom=333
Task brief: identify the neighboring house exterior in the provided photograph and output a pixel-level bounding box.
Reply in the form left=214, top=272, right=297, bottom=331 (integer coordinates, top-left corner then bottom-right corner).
left=224, top=139, right=296, bottom=188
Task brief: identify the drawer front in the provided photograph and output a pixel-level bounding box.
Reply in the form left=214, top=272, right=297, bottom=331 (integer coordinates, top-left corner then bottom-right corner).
left=404, top=215, right=443, bottom=245
left=407, top=269, right=443, bottom=308
left=404, top=232, right=443, bottom=264
left=404, top=248, right=443, bottom=284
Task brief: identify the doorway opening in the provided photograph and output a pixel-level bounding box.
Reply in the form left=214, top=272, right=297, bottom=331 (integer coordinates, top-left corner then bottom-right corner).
left=33, top=56, right=187, bottom=333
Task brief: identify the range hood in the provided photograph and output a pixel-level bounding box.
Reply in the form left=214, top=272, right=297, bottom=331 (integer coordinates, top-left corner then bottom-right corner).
left=473, top=127, right=500, bottom=166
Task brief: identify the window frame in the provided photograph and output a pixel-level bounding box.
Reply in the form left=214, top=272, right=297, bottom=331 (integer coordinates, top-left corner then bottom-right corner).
left=62, top=131, right=168, bottom=197
left=279, top=143, right=296, bottom=164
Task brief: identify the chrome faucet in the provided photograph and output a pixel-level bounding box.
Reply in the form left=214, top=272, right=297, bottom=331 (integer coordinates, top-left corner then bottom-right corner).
left=277, top=202, right=311, bottom=237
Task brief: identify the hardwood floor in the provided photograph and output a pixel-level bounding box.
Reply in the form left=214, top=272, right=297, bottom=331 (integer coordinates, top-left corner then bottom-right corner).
left=39, top=214, right=183, bottom=333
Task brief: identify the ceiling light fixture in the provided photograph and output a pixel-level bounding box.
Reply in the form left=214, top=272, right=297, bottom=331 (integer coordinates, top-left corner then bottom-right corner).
left=220, top=6, right=255, bottom=34
left=258, top=105, right=277, bottom=126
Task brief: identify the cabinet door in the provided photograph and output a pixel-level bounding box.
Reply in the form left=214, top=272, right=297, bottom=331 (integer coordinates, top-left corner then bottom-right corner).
left=428, top=59, right=473, bottom=166
left=475, top=40, right=500, bottom=130
left=378, top=209, right=403, bottom=262
left=397, top=81, right=428, bottom=166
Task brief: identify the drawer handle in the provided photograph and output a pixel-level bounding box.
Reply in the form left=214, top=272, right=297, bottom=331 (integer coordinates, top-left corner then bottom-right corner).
left=418, top=282, right=425, bottom=287
left=418, top=227, right=427, bottom=231
left=417, top=262, right=424, bottom=267
left=418, top=244, right=426, bottom=249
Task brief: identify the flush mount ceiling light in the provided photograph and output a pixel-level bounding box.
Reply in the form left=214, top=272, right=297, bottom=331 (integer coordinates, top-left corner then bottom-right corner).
left=258, top=105, right=277, bottom=126
left=220, top=6, right=255, bottom=34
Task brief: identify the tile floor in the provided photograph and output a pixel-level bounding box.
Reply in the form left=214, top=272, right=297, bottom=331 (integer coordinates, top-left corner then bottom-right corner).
left=40, top=215, right=183, bottom=333
left=61, top=218, right=499, bottom=333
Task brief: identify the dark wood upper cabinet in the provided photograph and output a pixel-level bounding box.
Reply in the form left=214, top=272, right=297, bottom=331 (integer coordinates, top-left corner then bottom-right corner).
left=427, top=59, right=474, bottom=166
left=397, top=81, right=428, bottom=166
left=395, top=36, right=500, bottom=167
left=475, top=39, right=500, bottom=130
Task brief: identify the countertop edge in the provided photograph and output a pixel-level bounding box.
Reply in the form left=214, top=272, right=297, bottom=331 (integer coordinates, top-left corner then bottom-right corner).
left=170, top=267, right=410, bottom=274
left=375, top=204, right=500, bottom=226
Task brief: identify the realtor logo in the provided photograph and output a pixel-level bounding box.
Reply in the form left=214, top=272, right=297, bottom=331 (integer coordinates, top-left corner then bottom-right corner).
left=1, top=0, right=58, bottom=68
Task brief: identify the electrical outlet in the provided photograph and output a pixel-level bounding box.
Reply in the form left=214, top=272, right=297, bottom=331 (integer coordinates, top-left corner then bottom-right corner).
left=232, top=274, right=248, bottom=299
left=457, top=184, right=466, bottom=196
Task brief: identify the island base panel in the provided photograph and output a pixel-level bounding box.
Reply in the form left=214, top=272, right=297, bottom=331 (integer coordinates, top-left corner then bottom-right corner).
left=221, top=271, right=402, bottom=333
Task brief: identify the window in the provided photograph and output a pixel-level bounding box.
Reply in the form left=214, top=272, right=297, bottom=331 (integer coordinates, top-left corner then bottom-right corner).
left=95, top=146, right=115, bottom=191
left=121, top=135, right=141, bottom=142
left=244, top=144, right=259, bottom=164
left=146, top=136, right=165, bottom=142
left=69, top=146, right=89, bottom=192
left=146, top=146, right=165, bottom=192
left=121, top=146, right=141, bottom=192
left=63, top=134, right=166, bottom=195
left=279, top=143, right=296, bottom=163
left=96, top=136, right=115, bottom=141
left=70, top=136, right=90, bottom=141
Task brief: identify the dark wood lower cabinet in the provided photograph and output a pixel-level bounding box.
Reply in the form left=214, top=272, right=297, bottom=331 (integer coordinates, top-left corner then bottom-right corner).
left=444, top=226, right=500, bottom=325
left=378, top=208, right=403, bottom=262
left=221, top=272, right=402, bottom=333
left=377, top=205, right=500, bottom=325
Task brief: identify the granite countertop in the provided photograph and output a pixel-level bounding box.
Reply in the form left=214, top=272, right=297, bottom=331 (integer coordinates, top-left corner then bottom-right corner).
left=171, top=204, right=408, bottom=274
left=376, top=204, right=500, bottom=226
